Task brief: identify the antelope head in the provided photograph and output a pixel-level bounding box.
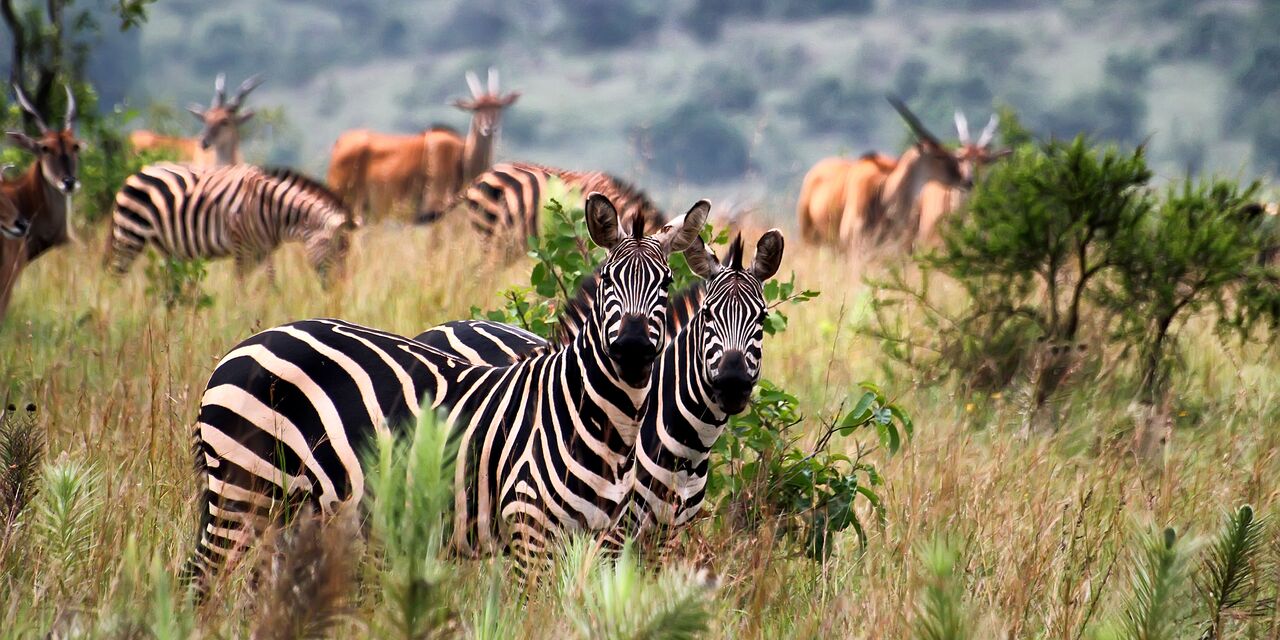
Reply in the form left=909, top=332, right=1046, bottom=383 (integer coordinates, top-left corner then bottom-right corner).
left=187, top=73, right=263, bottom=151
left=452, top=67, right=521, bottom=137
left=953, top=110, right=1013, bottom=183
left=888, top=96, right=969, bottom=191
left=5, top=84, right=83, bottom=195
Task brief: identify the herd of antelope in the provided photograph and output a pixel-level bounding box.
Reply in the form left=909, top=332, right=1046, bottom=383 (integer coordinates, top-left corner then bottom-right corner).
left=1, top=69, right=1275, bottom=321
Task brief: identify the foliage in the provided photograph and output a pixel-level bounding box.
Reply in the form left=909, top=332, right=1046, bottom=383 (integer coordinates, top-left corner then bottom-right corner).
left=364, top=407, right=457, bottom=639
left=912, top=537, right=973, bottom=640
left=644, top=102, right=751, bottom=182
left=1096, top=527, right=1192, bottom=640
left=693, top=62, right=760, bottom=113
left=869, top=137, right=1153, bottom=391
left=556, top=0, right=661, bottom=51
left=253, top=510, right=359, bottom=640
left=1096, top=178, right=1266, bottom=401
left=143, top=252, right=214, bottom=310
left=0, top=403, right=42, bottom=562
left=1196, top=505, right=1268, bottom=639
left=947, top=26, right=1025, bottom=77
left=35, top=458, right=100, bottom=596
left=557, top=537, right=714, bottom=640
left=682, top=0, right=872, bottom=40
left=709, top=380, right=907, bottom=560
left=791, top=74, right=880, bottom=137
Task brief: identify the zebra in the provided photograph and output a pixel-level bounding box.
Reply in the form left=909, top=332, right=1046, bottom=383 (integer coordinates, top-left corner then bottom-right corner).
left=105, top=164, right=360, bottom=285
left=462, top=162, right=667, bottom=250
left=184, top=193, right=709, bottom=590
left=416, top=231, right=785, bottom=548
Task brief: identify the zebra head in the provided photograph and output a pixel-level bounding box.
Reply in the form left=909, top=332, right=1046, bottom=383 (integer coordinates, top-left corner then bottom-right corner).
left=683, top=230, right=785, bottom=415
left=586, top=192, right=709, bottom=388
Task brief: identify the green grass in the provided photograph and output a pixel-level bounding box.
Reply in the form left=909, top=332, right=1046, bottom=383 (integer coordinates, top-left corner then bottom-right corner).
left=1, top=218, right=1278, bottom=638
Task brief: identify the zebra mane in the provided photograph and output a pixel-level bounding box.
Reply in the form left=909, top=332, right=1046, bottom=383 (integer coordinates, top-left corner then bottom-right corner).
left=550, top=273, right=706, bottom=348
left=261, top=166, right=351, bottom=213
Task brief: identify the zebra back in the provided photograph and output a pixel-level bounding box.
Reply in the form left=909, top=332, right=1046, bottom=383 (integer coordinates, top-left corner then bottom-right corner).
left=464, top=162, right=666, bottom=246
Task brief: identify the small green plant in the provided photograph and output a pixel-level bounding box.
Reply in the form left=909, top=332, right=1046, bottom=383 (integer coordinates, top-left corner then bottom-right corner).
left=35, top=458, right=101, bottom=597
left=1097, top=527, right=1192, bottom=640
left=710, top=380, right=908, bottom=559
left=1196, top=505, right=1268, bottom=639
left=364, top=408, right=458, bottom=639
left=912, top=536, right=973, bottom=640
left=557, top=536, right=713, bottom=640
left=144, top=252, right=215, bottom=310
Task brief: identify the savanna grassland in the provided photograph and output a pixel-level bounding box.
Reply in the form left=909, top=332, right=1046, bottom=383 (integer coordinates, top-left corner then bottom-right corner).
left=2, top=209, right=1278, bottom=638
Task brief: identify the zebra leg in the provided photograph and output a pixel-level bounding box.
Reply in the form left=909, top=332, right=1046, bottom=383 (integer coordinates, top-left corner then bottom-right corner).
left=233, top=247, right=268, bottom=282
left=103, top=222, right=149, bottom=276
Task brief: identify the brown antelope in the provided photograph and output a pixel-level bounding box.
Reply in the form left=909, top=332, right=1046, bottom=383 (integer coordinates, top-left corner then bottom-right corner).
left=797, top=152, right=897, bottom=245
left=326, top=68, right=519, bottom=223
left=837, top=98, right=972, bottom=254
left=1, top=85, right=82, bottom=320
left=127, top=73, right=263, bottom=167
left=912, top=111, right=1011, bottom=250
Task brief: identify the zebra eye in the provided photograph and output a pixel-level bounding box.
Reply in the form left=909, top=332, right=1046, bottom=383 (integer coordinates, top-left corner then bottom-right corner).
left=701, top=308, right=713, bottom=322
left=758, top=310, right=769, bottom=323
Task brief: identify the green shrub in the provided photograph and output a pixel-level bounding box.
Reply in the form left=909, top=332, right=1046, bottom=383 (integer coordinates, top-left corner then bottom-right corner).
left=144, top=253, right=215, bottom=310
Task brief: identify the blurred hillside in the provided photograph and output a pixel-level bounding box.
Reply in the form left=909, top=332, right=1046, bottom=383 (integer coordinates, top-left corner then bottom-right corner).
left=26, top=0, right=1280, bottom=216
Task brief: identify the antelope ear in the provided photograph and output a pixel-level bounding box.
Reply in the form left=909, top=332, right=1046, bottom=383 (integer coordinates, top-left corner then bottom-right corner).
left=501, top=91, right=522, bottom=106
left=237, top=110, right=255, bottom=124
left=187, top=104, right=206, bottom=120
left=585, top=192, right=621, bottom=249
left=683, top=234, right=722, bottom=279
left=751, top=229, right=785, bottom=282
left=655, top=199, right=710, bottom=253
left=3, top=131, right=38, bottom=152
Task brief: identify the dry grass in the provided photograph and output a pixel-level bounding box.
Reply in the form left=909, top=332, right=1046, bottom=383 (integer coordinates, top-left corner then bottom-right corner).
left=1, top=216, right=1277, bottom=638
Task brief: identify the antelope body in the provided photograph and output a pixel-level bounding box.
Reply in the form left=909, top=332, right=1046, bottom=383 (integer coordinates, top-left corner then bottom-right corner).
left=326, top=69, right=519, bottom=223
left=1, top=85, right=82, bottom=320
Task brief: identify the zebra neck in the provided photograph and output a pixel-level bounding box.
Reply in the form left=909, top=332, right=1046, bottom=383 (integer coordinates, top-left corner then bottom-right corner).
left=562, top=312, right=649, bottom=446
left=646, top=319, right=727, bottom=462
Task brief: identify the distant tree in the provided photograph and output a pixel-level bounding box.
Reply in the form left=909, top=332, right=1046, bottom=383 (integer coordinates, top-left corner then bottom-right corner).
left=947, top=26, right=1025, bottom=77
left=792, top=75, right=879, bottom=138
left=892, top=57, right=929, bottom=102
left=643, top=102, right=750, bottom=182
left=694, top=62, right=759, bottom=113
left=434, top=3, right=509, bottom=51
left=557, top=0, right=660, bottom=51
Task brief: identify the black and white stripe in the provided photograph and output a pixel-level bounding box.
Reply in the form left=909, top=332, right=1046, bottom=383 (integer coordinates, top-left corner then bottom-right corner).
left=416, top=231, right=786, bottom=546
left=184, top=195, right=708, bottom=589
left=106, top=164, right=359, bottom=284
left=464, top=162, right=666, bottom=247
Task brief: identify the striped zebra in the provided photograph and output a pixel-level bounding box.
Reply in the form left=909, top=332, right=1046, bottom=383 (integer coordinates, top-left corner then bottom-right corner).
left=418, top=231, right=784, bottom=547
left=184, top=194, right=709, bottom=590
left=105, top=164, right=360, bottom=285
left=463, top=162, right=666, bottom=249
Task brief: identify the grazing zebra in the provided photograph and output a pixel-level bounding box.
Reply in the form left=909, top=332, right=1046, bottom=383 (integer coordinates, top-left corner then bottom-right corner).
left=184, top=194, right=708, bottom=590
left=105, top=164, right=360, bottom=285
left=418, top=231, right=784, bottom=546
left=463, top=162, right=666, bottom=249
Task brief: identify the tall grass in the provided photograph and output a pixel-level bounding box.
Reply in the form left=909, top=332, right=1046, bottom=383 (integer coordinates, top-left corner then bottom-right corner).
left=0, top=219, right=1277, bottom=638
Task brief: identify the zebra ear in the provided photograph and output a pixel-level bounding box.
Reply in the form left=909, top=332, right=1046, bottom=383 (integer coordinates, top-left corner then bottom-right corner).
left=585, top=192, right=621, bottom=249
left=750, top=229, right=785, bottom=282
left=683, top=234, right=722, bottom=279
left=655, top=199, right=710, bottom=254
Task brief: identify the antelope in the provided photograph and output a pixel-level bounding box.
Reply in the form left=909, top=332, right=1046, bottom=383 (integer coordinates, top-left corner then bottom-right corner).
left=912, top=111, right=1011, bottom=250
left=1, top=85, right=82, bottom=320
left=797, top=152, right=896, bottom=245
left=326, top=68, right=519, bottom=223
left=127, top=73, right=263, bottom=167
left=838, top=98, right=972, bottom=254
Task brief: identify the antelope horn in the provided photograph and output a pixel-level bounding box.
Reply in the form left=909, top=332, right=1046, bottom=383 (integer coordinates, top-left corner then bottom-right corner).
left=63, top=84, right=77, bottom=129
left=887, top=96, right=941, bottom=147
left=229, top=74, right=263, bottom=110
left=954, top=110, right=970, bottom=144
left=977, top=113, right=1000, bottom=148
left=488, top=67, right=499, bottom=94
left=466, top=70, right=484, bottom=98
left=212, top=73, right=227, bottom=107
left=12, top=84, right=49, bottom=133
